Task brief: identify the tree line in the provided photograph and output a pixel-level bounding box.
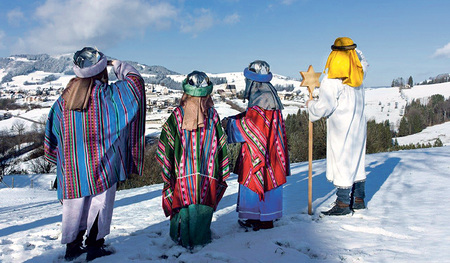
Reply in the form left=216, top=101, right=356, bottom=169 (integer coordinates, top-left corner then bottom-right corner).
left=2, top=96, right=447, bottom=190
left=398, top=94, right=450, bottom=137
left=392, top=76, right=414, bottom=88
left=392, top=73, right=450, bottom=87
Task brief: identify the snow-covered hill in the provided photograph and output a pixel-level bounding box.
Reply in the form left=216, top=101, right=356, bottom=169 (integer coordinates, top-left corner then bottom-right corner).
left=1, top=146, right=449, bottom=262
left=365, top=82, right=450, bottom=130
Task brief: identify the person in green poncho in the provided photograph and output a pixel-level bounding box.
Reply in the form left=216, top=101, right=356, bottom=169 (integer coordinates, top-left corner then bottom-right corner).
left=156, top=71, right=230, bottom=248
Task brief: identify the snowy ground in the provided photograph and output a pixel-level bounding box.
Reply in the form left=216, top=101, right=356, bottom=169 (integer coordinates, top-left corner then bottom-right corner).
left=394, top=121, right=450, bottom=146
left=1, top=146, right=449, bottom=263
left=1, top=72, right=450, bottom=262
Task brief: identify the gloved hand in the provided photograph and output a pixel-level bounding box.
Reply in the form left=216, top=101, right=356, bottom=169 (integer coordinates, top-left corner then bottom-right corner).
left=221, top=117, right=228, bottom=130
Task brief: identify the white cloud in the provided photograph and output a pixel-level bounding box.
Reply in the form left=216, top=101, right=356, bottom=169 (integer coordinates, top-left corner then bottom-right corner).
left=13, top=0, right=178, bottom=55
left=433, top=43, right=450, bottom=58
left=223, top=13, right=240, bottom=25
left=7, top=8, right=25, bottom=26
left=180, top=8, right=215, bottom=35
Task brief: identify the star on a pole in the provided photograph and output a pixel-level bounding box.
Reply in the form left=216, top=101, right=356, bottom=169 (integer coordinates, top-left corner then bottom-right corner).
left=300, top=65, right=321, bottom=96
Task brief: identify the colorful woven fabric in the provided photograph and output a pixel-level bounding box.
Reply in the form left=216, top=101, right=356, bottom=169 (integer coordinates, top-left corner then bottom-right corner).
left=156, top=106, right=230, bottom=218
left=44, top=72, right=145, bottom=200
left=231, top=106, right=290, bottom=200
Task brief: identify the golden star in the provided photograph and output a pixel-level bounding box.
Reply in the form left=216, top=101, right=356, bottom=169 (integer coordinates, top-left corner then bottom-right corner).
left=300, top=65, right=321, bottom=95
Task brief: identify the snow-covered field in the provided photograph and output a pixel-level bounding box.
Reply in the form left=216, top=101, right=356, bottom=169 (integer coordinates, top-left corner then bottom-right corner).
left=1, top=68, right=450, bottom=262
left=1, top=146, right=449, bottom=262
left=394, top=121, right=450, bottom=146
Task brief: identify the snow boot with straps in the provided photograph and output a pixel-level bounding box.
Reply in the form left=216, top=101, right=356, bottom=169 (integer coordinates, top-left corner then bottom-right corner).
left=321, top=200, right=352, bottom=216
left=352, top=197, right=366, bottom=210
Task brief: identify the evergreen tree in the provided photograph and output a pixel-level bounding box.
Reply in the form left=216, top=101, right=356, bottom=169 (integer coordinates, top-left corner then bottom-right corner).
left=433, top=138, right=443, bottom=147
left=408, top=76, right=413, bottom=87
left=408, top=107, right=425, bottom=134
left=398, top=116, right=409, bottom=136
left=366, top=119, right=393, bottom=153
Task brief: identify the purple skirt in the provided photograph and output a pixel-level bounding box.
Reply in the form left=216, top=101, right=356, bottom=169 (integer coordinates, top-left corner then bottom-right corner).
left=237, top=184, right=283, bottom=221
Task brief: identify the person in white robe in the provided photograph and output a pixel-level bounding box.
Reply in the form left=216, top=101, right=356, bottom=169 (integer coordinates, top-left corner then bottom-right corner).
left=307, top=37, right=369, bottom=216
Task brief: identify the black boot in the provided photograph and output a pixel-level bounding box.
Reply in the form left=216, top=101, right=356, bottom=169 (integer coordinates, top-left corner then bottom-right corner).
left=258, top=220, right=274, bottom=230
left=64, top=230, right=86, bottom=261
left=238, top=219, right=261, bottom=231
left=85, top=238, right=114, bottom=261
left=85, top=215, right=113, bottom=261
left=321, top=200, right=352, bottom=216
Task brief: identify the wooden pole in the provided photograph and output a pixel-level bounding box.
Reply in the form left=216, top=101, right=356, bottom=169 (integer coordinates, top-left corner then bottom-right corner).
left=300, top=65, right=321, bottom=215
left=308, top=97, right=313, bottom=215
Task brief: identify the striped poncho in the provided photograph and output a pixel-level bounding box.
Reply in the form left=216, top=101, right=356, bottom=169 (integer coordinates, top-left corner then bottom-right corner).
left=44, top=67, right=145, bottom=200
left=228, top=106, right=290, bottom=200
left=156, top=106, right=230, bottom=218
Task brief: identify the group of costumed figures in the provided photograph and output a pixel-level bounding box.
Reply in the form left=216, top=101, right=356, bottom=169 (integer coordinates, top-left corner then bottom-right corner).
left=44, top=36, right=368, bottom=261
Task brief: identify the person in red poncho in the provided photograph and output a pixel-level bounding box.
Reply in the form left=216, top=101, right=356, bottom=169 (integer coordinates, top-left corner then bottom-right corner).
left=223, top=60, right=290, bottom=231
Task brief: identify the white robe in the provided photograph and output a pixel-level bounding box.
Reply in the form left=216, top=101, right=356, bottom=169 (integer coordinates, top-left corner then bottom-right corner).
left=307, top=53, right=368, bottom=188
left=61, top=183, right=116, bottom=244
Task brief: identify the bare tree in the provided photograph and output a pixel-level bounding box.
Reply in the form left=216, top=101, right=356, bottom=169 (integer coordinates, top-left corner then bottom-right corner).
left=0, top=158, right=13, bottom=178
left=30, top=156, right=55, bottom=174
left=11, top=121, right=26, bottom=151
left=0, top=129, right=13, bottom=157
left=31, top=114, right=47, bottom=134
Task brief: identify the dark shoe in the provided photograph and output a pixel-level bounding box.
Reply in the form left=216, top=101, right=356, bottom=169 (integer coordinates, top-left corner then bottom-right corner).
left=86, top=244, right=114, bottom=262
left=85, top=238, right=114, bottom=261
left=352, top=197, right=366, bottom=210
left=258, top=220, right=274, bottom=230
left=238, top=219, right=261, bottom=231
left=65, top=244, right=86, bottom=261
left=321, top=201, right=352, bottom=216
left=64, top=231, right=86, bottom=261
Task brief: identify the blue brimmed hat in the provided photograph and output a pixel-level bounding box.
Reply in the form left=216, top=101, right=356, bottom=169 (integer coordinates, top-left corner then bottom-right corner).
left=243, top=60, right=273, bottom=83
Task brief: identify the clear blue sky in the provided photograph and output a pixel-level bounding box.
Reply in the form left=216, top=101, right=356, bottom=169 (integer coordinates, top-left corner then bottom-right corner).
left=1, top=0, right=450, bottom=87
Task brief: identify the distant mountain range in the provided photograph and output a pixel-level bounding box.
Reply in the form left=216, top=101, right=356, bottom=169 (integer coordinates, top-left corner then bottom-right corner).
left=3, top=53, right=448, bottom=91
left=0, top=54, right=179, bottom=84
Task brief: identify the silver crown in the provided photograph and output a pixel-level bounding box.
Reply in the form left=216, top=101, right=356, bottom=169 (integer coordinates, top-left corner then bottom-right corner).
left=74, top=47, right=102, bottom=68
left=248, top=60, right=270, bottom=75
left=186, top=71, right=210, bottom=88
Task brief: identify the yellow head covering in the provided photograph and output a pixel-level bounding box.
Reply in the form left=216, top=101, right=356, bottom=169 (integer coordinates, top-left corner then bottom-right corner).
left=325, top=37, right=364, bottom=87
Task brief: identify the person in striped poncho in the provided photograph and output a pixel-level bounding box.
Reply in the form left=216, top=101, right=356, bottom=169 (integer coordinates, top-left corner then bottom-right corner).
left=44, top=47, right=145, bottom=261
left=223, top=60, right=290, bottom=231
left=156, top=71, right=230, bottom=248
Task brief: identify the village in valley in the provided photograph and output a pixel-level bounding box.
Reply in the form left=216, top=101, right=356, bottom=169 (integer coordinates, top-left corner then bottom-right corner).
left=0, top=66, right=307, bottom=133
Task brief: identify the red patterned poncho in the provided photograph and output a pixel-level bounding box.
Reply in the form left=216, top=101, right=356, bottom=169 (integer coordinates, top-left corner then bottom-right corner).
left=229, top=106, right=290, bottom=200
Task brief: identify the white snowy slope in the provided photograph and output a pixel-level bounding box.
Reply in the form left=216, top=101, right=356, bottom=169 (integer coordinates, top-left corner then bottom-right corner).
left=394, top=121, right=450, bottom=146
left=1, top=146, right=449, bottom=263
